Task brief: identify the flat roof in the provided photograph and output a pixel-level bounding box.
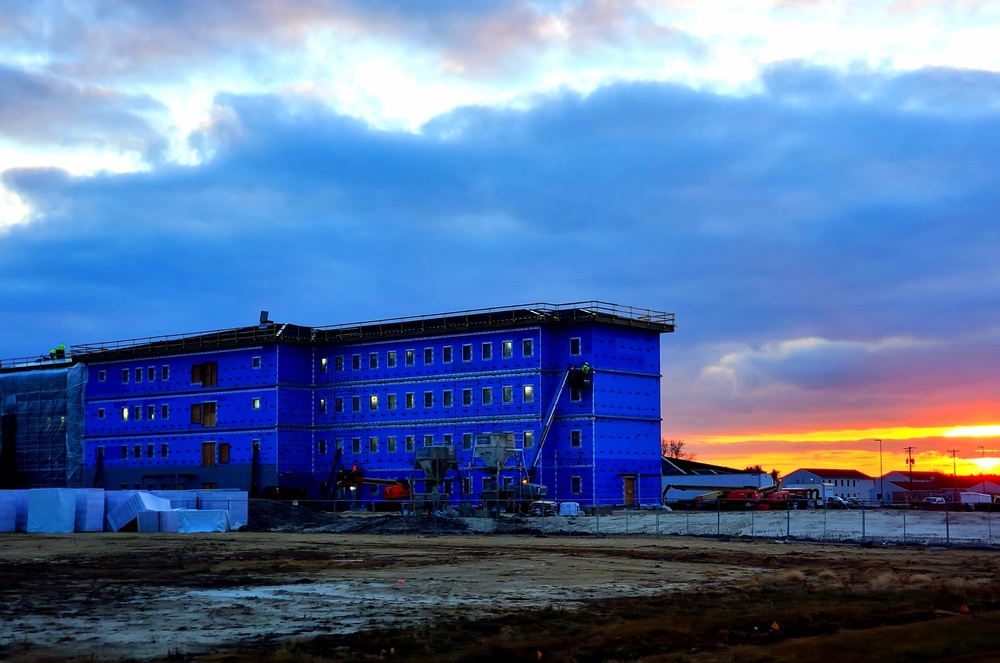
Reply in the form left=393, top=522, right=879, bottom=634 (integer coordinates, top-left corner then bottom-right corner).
left=2, top=301, right=675, bottom=368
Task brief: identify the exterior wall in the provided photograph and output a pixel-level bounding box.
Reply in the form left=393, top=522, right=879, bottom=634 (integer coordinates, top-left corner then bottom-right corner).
left=782, top=470, right=874, bottom=501
left=83, top=346, right=282, bottom=491
left=313, top=327, right=545, bottom=502
left=16, top=306, right=671, bottom=505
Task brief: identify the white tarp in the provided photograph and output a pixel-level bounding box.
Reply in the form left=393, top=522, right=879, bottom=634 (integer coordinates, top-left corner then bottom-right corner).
left=106, top=491, right=172, bottom=532
left=74, top=488, right=105, bottom=532
left=178, top=509, right=231, bottom=533
left=0, top=490, right=28, bottom=532
left=198, top=490, right=247, bottom=529
left=27, top=488, right=76, bottom=533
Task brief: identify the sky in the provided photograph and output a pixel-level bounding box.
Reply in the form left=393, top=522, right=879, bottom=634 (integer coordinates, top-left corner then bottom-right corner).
left=2, top=0, right=999, bottom=478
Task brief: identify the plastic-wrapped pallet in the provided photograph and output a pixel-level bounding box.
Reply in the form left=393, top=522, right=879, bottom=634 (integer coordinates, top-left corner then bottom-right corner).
left=178, top=509, right=231, bottom=533
left=0, top=490, right=28, bottom=532
left=103, top=491, right=139, bottom=531
left=106, top=492, right=172, bottom=531
left=159, top=510, right=182, bottom=533
left=27, top=488, right=76, bottom=533
left=136, top=510, right=160, bottom=533
left=150, top=490, right=200, bottom=510
left=198, top=490, right=248, bottom=529
left=74, top=488, right=105, bottom=532
left=559, top=502, right=580, bottom=516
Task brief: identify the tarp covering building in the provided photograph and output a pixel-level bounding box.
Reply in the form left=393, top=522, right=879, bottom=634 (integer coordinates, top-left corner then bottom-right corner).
left=0, top=364, right=86, bottom=489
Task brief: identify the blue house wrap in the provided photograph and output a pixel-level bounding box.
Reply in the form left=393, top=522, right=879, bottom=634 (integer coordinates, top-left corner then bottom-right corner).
left=1, top=302, right=675, bottom=506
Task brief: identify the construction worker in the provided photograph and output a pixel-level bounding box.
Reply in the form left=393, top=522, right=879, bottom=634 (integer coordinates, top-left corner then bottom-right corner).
left=56, top=343, right=66, bottom=359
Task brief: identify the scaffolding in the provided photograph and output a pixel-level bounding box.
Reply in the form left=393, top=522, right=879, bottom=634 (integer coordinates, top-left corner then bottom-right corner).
left=0, top=364, right=85, bottom=488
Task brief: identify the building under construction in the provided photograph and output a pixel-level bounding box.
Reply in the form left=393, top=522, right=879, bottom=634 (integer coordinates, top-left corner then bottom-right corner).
left=0, top=302, right=675, bottom=506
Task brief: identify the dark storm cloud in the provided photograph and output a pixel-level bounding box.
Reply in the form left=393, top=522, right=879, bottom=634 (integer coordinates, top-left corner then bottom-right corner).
left=2, top=64, right=999, bottom=424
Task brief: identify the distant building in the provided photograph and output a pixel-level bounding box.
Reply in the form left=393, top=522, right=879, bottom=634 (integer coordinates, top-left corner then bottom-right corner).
left=782, top=468, right=874, bottom=501
left=877, top=470, right=1000, bottom=503
left=0, top=302, right=675, bottom=506
left=661, top=457, right=774, bottom=503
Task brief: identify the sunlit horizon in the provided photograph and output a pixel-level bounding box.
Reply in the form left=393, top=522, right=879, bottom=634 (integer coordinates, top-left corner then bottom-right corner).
left=680, top=422, right=1000, bottom=478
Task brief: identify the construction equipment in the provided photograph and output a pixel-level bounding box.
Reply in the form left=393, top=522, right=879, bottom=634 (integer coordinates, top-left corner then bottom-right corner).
left=475, top=433, right=547, bottom=514
left=325, top=451, right=412, bottom=508
left=410, top=445, right=460, bottom=512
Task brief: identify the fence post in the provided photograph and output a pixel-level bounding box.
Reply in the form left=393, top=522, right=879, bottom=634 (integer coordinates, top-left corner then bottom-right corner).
left=989, top=506, right=993, bottom=546
left=902, top=507, right=907, bottom=542
left=686, top=509, right=690, bottom=536
left=595, top=503, right=600, bottom=536
left=945, top=505, right=950, bottom=545
left=625, top=508, right=629, bottom=536
left=786, top=505, right=791, bottom=538
left=716, top=499, right=721, bottom=537
left=861, top=505, right=866, bottom=542
left=655, top=509, right=660, bottom=536
left=750, top=508, right=755, bottom=539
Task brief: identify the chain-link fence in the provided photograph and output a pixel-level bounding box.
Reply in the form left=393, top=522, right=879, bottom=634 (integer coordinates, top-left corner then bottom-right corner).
left=246, top=496, right=1000, bottom=546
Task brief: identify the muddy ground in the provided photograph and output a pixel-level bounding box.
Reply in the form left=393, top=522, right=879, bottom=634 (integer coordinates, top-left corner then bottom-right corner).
left=2, top=528, right=1000, bottom=662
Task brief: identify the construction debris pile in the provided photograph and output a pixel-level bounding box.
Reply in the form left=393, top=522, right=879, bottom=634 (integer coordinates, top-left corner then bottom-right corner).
left=246, top=500, right=470, bottom=534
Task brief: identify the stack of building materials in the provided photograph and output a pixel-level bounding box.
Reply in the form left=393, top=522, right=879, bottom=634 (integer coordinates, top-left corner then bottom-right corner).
left=106, top=491, right=172, bottom=532
left=559, top=502, right=580, bottom=516
left=0, top=490, right=28, bottom=532
left=150, top=489, right=200, bottom=509
left=103, top=490, right=138, bottom=530
left=0, top=488, right=245, bottom=533
left=27, top=488, right=76, bottom=533
left=177, top=509, right=231, bottom=533
left=74, top=488, right=105, bottom=532
left=198, top=490, right=248, bottom=529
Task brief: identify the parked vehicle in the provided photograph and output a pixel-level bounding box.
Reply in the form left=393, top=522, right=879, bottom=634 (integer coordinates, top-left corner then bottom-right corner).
left=922, top=496, right=946, bottom=505
left=826, top=496, right=848, bottom=509
left=844, top=498, right=864, bottom=509
left=960, top=492, right=994, bottom=510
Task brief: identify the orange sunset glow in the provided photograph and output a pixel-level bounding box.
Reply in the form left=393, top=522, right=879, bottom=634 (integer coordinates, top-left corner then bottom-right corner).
left=683, top=424, right=1000, bottom=478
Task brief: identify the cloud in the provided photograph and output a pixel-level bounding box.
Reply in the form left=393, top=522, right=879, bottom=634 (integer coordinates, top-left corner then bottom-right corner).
left=0, top=66, right=167, bottom=157
left=1, top=65, right=999, bottom=451
left=703, top=336, right=935, bottom=392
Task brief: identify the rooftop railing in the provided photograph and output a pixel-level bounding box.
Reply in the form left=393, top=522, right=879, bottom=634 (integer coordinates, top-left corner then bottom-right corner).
left=312, top=301, right=675, bottom=341
left=2, top=301, right=674, bottom=367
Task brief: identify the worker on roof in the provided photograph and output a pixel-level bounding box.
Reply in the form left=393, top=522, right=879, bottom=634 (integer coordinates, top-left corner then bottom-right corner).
left=581, top=362, right=591, bottom=374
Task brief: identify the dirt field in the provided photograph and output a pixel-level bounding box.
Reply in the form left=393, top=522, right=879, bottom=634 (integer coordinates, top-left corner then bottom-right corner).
left=2, top=531, right=1000, bottom=662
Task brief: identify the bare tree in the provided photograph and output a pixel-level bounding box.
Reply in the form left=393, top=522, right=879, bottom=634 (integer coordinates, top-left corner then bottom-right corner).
left=662, top=438, right=694, bottom=460
left=744, top=464, right=781, bottom=485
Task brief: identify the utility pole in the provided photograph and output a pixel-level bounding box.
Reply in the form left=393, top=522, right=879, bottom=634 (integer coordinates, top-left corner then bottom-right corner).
left=904, top=446, right=916, bottom=502
left=947, top=448, right=960, bottom=503
left=948, top=449, right=960, bottom=476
